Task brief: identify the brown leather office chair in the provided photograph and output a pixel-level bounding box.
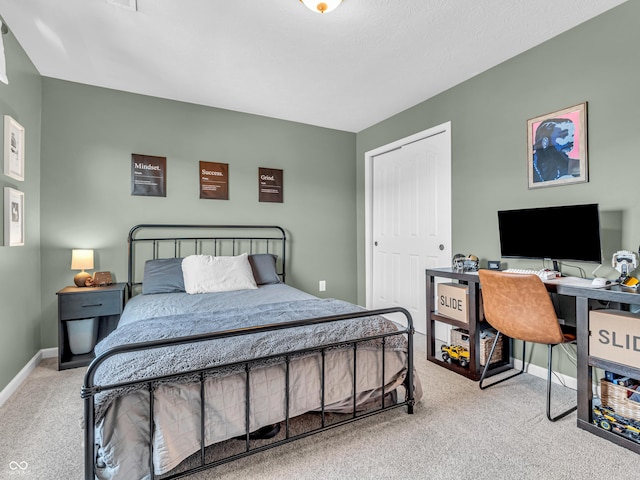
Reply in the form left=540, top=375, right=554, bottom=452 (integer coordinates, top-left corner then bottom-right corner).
left=477, top=269, right=577, bottom=421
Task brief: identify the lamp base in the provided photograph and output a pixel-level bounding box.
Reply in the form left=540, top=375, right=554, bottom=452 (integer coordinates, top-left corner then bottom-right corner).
left=74, top=271, right=92, bottom=287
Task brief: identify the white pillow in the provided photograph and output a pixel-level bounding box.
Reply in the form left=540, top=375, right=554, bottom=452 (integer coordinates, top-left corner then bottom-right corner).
left=182, top=253, right=258, bottom=294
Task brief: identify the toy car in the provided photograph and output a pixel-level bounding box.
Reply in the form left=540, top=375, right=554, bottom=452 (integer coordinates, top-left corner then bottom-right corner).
left=593, top=405, right=640, bottom=442
left=441, top=344, right=470, bottom=368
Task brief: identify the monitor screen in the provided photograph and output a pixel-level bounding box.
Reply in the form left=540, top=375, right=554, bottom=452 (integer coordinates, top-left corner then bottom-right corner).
left=497, top=203, right=602, bottom=263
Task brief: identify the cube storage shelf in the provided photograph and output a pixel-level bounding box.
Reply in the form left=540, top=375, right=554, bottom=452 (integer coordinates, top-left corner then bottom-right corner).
left=565, top=284, right=640, bottom=455
left=593, top=377, right=640, bottom=446
left=426, top=267, right=513, bottom=381
left=450, top=327, right=504, bottom=367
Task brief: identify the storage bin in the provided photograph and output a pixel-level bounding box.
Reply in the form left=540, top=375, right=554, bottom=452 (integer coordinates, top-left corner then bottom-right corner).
left=450, top=327, right=503, bottom=366
left=437, top=283, right=469, bottom=323
left=67, top=317, right=98, bottom=355
left=589, top=310, right=640, bottom=368
left=601, top=379, right=640, bottom=422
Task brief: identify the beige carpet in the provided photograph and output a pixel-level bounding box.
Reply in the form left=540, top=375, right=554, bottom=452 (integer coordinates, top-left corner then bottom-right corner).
left=1, top=337, right=639, bottom=479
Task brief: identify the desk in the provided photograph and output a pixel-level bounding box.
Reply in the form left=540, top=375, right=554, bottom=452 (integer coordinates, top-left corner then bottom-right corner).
left=555, top=282, right=640, bottom=454
left=428, top=268, right=640, bottom=453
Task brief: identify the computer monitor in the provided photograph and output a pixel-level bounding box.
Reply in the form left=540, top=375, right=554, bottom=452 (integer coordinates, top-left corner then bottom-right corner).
left=497, top=203, right=602, bottom=265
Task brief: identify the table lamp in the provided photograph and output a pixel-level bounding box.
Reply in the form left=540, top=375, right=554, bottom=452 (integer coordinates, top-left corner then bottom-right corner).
left=71, top=249, right=94, bottom=287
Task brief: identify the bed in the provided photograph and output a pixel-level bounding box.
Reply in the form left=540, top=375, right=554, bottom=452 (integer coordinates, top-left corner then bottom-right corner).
left=82, top=225, right=421, bottom=480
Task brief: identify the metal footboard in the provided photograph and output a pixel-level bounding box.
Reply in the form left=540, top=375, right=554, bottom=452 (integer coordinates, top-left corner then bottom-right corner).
left=82, top=307, right=415, bottom=480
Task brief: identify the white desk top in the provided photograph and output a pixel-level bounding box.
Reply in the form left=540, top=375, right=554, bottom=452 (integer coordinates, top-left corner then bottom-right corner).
left=544, top=276, right=596, bottom=288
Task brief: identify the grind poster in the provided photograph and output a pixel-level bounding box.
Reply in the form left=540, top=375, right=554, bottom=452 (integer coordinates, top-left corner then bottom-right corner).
left=131, top=154, right=166, bottom=197
left=258, top=168, right=283, bottom=203
left=200, top=161, right=229, bottom=200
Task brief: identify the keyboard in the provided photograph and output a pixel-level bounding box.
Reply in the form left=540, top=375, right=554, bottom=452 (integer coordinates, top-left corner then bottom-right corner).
left=503, top=268, right=560, bottom=280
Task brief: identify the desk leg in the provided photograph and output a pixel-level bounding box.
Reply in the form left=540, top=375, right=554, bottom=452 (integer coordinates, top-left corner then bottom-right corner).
left=576, top=296, right=590, bottom=424
left=426, top=273, right=435, bottom=360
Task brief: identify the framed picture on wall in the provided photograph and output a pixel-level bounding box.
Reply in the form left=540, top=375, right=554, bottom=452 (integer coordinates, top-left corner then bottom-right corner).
left=4, top=187, right=24, bottom=246
left=199, top=161, right=229, bottom=200
left=258, top=167, right=283, bottom=203
left=4, top=115, right=25, bottom=181
left=131, top=154, right=167, bottom=197
left=527, top=102, right=588, bottom=189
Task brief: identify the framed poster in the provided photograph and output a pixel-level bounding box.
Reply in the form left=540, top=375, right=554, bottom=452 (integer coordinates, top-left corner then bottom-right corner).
left=527, top=102, right=588, bottom=189
left=199, top=161, right=229, bottom=200
left=131, top=154, right=167, bottom=197
left=4, top=115, right=25, bottom=181
left=4, top=187, right=24, bottom=246
left=258, top=167, right=283, bottom=203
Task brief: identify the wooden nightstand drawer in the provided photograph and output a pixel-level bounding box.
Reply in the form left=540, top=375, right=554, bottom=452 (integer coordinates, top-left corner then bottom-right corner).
left=59, top=290, right=122, bottom=320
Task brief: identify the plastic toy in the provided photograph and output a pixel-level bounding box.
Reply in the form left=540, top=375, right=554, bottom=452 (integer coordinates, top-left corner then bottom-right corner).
left=441, top=344, right=470, bottom=368
left=592, top=405, right=640, bottom=443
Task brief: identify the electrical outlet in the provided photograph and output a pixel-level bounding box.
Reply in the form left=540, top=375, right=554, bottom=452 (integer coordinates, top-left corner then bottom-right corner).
left=319, top=280, right=326, bottom=292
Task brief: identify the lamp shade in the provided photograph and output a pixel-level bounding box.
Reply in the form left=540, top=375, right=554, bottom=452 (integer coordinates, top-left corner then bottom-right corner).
left=71, top=249, right=94, bottom=270
left=300, top=0, right=342, bottom=14
left=72, top=249, right=94, bottom=287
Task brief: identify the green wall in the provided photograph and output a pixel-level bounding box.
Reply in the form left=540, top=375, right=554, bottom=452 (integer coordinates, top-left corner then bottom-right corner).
left=0, top=32, right=42, bottom=390
left=38, top=79, right=357, bottom=349
left=356, top=2, right=640, bottom=372
left=1, top=2, right=638, bottom=391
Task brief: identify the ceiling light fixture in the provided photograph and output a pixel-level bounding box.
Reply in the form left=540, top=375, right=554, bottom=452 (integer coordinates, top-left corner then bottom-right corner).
left=300, top=0, right=342, bottom=14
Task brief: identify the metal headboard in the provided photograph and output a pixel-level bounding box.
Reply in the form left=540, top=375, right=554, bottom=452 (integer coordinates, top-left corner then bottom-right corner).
left=127, top=224, right=286, bottom=297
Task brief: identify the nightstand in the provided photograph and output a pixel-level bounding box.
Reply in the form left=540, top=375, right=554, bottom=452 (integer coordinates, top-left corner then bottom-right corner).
left=56, top=283, right=127, bottom=370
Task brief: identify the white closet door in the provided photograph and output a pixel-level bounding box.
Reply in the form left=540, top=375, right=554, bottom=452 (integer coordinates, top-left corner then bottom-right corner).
left=371, top=130, right=451, bottom=335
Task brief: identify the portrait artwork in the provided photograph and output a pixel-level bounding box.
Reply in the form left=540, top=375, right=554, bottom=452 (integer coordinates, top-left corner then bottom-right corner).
left=4, top=187, right=24, bottom=246
left=3, top=115, right=25, bottom=181
left=527, top=103, right=588, bottom=189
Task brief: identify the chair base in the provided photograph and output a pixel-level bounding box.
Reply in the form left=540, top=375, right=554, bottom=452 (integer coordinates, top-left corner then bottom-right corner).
left=479, top=332, right=577, bottom=422
left=479, top=332, right=525, bottom=390
left=546, top=342, right=577, bottom=422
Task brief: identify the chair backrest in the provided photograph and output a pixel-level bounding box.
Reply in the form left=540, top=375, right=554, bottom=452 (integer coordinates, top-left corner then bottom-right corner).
left=478, top=269, right=565, bottom=345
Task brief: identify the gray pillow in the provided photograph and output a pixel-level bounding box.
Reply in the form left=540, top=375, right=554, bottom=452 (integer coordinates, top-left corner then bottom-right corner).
left=248, top=254, right=281, bottom=285
left=142, top=257, right=185, bottom=294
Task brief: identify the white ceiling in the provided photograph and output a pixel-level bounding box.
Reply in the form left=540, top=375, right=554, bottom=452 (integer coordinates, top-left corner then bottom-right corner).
left=0, top=0, right=626, bottom=132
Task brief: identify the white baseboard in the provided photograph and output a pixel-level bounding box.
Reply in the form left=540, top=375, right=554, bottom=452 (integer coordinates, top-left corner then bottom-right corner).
left=514, top=358, right=577, bottom=391
left=41, top=347, right=58, bottom=359
left=0, top=348, right=59, bottom=408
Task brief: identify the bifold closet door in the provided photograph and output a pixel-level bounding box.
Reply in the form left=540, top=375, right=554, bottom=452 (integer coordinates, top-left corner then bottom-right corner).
left=371, top=131, right=451, bottom=336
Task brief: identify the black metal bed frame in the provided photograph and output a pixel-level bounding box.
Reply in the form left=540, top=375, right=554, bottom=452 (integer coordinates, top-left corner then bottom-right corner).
left=82, top=225, right=416, bottom=480
left=126, top=224, right=288, bottom=297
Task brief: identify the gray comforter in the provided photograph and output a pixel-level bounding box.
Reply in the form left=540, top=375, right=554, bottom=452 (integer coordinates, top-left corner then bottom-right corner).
left=92, top=297, right=406, bottom=423
left=92, top=286, right=419, bottom=479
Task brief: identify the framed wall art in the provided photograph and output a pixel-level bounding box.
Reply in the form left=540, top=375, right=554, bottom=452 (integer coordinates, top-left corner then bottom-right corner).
left=4, top=187, right=24, bottom=246
left=199, top=161, right=229, bottom=200
left=4, top=115, right=25, bottom=181
left=258, top=167, right=283, bottom=203
left=131, top=154, right=167, bottom=197
left=527, top=102, right=587, bottom=189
